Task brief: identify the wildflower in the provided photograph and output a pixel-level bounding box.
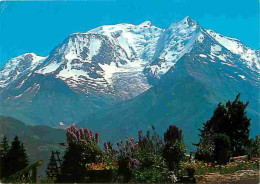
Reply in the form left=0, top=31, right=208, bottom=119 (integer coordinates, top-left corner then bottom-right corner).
left=95, top=132, right=100, bottom=143
left=129, top=157, right=139, bottom=169
left=89, top=130, right=93, bottom=138
left=146, top=130, right=150, bottom=140
left=104, top=142, right=109, bottom=151
left=70, top=132, right=78, bottom=140
left=138, top=130, right=142, bottom=142
left=79, top=128, right=85, bottom=140
left=152, top=125, right=155, bottom=131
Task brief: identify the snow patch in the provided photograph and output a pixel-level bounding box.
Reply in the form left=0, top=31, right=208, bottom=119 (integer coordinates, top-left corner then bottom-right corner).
left=199, top=54, right=207, bottom=58
left=238, top=75, right=246, bottom=80
left=37, top=62, right=61, bottom=74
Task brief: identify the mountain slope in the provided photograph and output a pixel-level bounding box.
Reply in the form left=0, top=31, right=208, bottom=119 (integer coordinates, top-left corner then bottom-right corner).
left=79, top=28, right=260, bottom=149
left=0, top=116, right=66, bottom=177
left=0, top=16, right=259, bottom=133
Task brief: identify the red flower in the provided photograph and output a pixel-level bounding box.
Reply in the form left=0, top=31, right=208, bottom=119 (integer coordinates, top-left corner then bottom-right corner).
left=113, top=162, right=119, bottom=165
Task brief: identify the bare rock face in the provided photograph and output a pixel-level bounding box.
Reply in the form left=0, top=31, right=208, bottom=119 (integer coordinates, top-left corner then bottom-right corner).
left=195, top=170, right=260, bottom=184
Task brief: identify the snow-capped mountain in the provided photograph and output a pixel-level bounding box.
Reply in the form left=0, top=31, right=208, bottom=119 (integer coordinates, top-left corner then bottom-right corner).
left=0, top=17, right=259, bottom=129
left=0, top=53, right=45, bottom=88
left=79, top=20, right=260, bottom=148
left=25, top=21, right=163, bottom=98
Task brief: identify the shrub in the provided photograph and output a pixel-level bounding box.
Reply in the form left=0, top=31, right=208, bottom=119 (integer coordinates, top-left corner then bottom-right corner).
left=132, top=167, right=164, bottom=183
left=196, top=93, right=251, bottom=163
left=163, top=125, right=187, bottom=171
left=56, top=124, right=104, bottom=183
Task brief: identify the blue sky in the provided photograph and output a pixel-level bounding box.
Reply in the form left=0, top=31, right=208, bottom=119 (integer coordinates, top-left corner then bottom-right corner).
left=0, top=0, right=259, bottom=68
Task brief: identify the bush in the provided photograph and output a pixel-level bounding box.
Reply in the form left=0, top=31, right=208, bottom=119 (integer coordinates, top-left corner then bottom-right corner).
left=249, top=135, right=260, bottom=158
left=133, top=167, right=164, bottom=183
left=56, top=125, right=104, bottom=183
left=163, top=125, right=187, bottom=171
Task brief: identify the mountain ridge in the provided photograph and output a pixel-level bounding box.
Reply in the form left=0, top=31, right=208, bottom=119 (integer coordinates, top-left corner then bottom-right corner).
left=0, top=17, right=259, bottom=143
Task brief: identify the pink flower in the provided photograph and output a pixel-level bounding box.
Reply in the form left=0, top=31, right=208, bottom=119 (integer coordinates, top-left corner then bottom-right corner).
left=146, top=130, right=150, bottom=140
left=95, top=132, right=100, bottom=143
left=104, top=142, right=109, bottom=151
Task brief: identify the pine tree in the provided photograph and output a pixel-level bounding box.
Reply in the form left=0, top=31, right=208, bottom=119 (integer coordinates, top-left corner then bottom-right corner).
left=56, top=142, right=86, bottom=183
left=196, top=93, right=251, bottom=163
left=46, top=152, right=59, bottom=180
left=0, top=136, right=10, bottom=179
left=225, top=93, right=251, bottom=155
left=5, top=136, right=29, bottom=178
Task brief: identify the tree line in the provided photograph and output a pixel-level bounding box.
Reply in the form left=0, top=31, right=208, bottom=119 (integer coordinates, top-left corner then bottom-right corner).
left=0, top=93, right=259, bottom=183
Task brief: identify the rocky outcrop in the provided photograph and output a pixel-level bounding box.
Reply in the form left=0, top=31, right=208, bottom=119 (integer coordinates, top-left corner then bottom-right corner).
left=195, top=170, right=260, bottom=184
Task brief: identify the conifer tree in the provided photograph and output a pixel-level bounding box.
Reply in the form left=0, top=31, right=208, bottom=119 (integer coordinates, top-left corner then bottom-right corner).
left=46, top=152, right=59, bottom=180
left=196, top=93, right=251, bottom=163
left=0, top=136, right=10, bottom=179
left=5, top=136, right=29, bottom=178
left=56, top=142, right=86, bottom=183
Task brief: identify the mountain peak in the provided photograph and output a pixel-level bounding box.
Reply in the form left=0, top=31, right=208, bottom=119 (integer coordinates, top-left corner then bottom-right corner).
left=0, top=53, right=46, bottom=88
left=179, top=16, right=198, bottom=26
left=139, top=21, right=153, bottom=27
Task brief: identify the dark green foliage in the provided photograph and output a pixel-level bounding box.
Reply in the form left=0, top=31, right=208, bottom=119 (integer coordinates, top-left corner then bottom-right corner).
left=162, top=125, right=186, bottom=171
left=56, top=142, right=86, bottom=183
left=249, top=135, right=260, bottom=158
left=0, top=136, right=10, bottom=179
left=0, top=116, right=66, bottom=177
left=196, top=93, right=251, bottom=163
left=57, top=141, right=104, bottom=183
left=4, top=136, right=29, bottom=178
left=0, top=136, right=9, bottom=156
left=164, top=125, right=183, bottom=142
left=133, top=167, right=164, bottom=183
left=195, top=139, right=214, bottom=163
left=46, top=152, right=59, bottom=180
left=57, top=125, right=104, bottom=183
left=213, top=133, right=232, bottom=164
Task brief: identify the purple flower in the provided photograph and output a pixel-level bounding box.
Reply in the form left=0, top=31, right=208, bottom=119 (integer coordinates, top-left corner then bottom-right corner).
left=79, top=128, right=85, bottom=140
left=138, top=130, right=143, bottom=142
left=104, top=142, right=109, bottom=151
left=129, top=157, right=139, bottom=169
left=79, top=139, right=86, bottom=142
left=152, top=125, right=155, bottom=131
left=131, top=138, right=135, bottom=142
left=89, top=130, right=93, bottom=139
left=66, top=127, right=71, bottom=133
left=70, top=132, right=78, bottom=140
left=146, top=130, right=150, bottom=140
left=95, top=132, right=100, bottom=143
